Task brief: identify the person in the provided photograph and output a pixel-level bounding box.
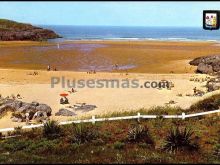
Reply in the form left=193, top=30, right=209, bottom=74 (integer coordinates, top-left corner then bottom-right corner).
left=47, top=65, right=50, bottom=71
left=60, top=97, right=64, bottom=104
left=17, top=94, right=22, bottom=99
left=25, top=112, right=30, bottom=124
left=193, top=87, right=197, bottom=95
left=64, top=97, right=69, bottom=104
left=71, top=88, right=75, bottom=93
left=115, top=64, right=118, bottom=70
left=60, top=97, right=69, bottom=104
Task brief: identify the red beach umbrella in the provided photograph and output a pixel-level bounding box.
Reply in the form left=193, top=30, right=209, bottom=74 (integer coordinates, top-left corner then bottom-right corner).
left=60, top=92, right=68, bottom=97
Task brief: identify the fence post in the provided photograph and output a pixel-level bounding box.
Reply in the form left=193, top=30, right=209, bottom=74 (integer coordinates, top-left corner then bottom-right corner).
left=137, top=112, right=141, bottom=122
left=92, top=116, right=96, bottom=124
left=182, top=112, right=185, bottom=120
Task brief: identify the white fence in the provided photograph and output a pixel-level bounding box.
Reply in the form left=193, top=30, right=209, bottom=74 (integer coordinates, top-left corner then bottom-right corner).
left=0, top=109, right=220, bottom=133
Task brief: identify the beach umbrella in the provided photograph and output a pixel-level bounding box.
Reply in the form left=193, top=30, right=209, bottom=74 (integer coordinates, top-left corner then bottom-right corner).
left=60, top=92, right=68, bottom=97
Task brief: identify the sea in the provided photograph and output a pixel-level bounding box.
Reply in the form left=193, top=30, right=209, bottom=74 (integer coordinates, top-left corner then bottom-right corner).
left=40, top=25, right=220, bottom=42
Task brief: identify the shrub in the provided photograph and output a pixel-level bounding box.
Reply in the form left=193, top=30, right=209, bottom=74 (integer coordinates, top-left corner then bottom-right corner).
left=163, top=127, right=198, bottom=153
left=214, top=144, right=220, bottom=158
left=71, top=123, right=99, bottom=145
left=43, top=120, right=61, bottom=139
left=189, top=94, right=220, bottom=112
left=14, top=126, right=23, bottom=135
left=113, top=141, right=125, bottom=150
left=127, top=124, right=154, bottom=145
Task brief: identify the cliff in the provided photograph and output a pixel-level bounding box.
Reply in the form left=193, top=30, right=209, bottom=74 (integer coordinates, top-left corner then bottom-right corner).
left=0, top=19, right=61, bottom=41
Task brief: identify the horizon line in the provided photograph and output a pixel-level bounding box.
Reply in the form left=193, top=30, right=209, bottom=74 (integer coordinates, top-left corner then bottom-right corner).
left=37, top=24, right=202, bottom=28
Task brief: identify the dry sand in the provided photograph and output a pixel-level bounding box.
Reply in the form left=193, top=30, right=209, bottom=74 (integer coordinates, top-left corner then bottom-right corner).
left=0, top=40, right=220, bottom=129
left=0, top=69, right=219, bottom=129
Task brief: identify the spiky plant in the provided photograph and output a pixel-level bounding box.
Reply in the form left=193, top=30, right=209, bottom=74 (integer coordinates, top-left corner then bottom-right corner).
left=163, top=126, right=198, bottom=153
left=43, top=120, right=61, bottom=139
left=14, top=126, right=23, bottom=135
left=71, top=123, right=99, bottom=145
left=127, top=124, right=154, bottom=144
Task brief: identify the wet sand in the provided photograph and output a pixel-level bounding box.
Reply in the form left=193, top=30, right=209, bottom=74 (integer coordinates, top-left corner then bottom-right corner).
left=1, top=40, right=220, bottom=73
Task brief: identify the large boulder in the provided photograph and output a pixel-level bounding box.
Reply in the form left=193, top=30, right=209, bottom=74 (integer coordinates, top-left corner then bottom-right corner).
left=197, top=63, right=213, bottom=74
left=36, top=104, right=52, bottom=116
left=0, top=98, right=52, bottom=122
left=190, top=55, right=220, bottom=74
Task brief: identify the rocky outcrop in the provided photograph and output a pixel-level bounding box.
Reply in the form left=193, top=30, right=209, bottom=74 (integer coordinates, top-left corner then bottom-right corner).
left=206, top=78, right=220, bottom=92
left=55, top=109, right=76, bottom=116
left=189, top=55, right=220, bottom=74
left=197, top=63, right=213, bottom=74
left=0, top=98, right=52, bottom=122
left=0, top=19, right=61, bottom=41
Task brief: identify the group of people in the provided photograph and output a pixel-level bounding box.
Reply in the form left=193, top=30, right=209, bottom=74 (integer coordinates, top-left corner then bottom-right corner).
left=47, top=65, right=57, bottom=71
left=87, top=70, right=96, bottom=74
left=60, top=96, right=69, bottom=105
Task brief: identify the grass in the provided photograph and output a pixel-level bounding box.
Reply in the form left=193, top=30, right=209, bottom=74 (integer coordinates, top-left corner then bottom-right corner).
left=189, top=93, right=220, bottom=112
left=0, top=95, right=220, bottom=163
left=0, top=115, right=219, bottom=163
left=0, top=19, right=33, bottom=31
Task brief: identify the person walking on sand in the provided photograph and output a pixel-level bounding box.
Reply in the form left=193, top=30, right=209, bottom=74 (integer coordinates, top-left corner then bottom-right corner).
left=47, top=65, right=50, bottom=71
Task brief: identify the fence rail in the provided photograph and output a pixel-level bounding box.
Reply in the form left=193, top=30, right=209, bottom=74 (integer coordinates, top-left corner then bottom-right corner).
left=0, top=109, right=220, bottom=133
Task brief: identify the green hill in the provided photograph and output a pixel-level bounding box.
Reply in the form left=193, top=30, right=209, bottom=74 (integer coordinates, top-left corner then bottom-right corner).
left=0, top=19, right=61, bottom=41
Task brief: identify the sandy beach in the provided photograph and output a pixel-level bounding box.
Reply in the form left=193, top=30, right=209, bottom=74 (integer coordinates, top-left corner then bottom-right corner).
left=0, top=40, right=220, bottom=129
left=0, top=68, right=219, bottom=129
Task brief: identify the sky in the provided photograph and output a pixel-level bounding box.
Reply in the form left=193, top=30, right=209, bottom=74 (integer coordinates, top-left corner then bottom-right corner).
left=0, top=2, right=220, bottom=27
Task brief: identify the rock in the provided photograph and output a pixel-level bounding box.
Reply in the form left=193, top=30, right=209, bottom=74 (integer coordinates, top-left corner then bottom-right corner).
left=55, top=109, right=76, bottom=116
left=17, top=103, right=35, bottom=113
left=0, top=105, right=10, bottom=115
left=31, top=101, right=39, bottom=106
left=206, top=80, right=220, bottom=92
left=11, top=117, right=22, bottom=122
left=0, top=98, right=52, bottom=122
left=36, top=104, right=52, bottom=116
left=197, top=63, right=213, bottom=74
left=189, top=55, right=220, bottom=74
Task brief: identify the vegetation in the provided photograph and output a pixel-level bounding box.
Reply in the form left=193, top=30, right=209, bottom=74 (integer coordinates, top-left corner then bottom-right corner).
left=127, top=124, right=154, bottom=145
left=163, top=127, right=198, bottom=153
left=0, top=19, right=33, bottom=31
left=43, top=120, right=61, bottom=139
left=71, top=123, right=99, bottom=144
left=0, top=95, right=219, bottom=163
left=189, top=93, right=220, bottom=112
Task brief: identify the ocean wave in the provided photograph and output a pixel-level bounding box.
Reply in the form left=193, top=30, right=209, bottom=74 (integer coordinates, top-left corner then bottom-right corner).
left=49, top=37, right=220, bottom=43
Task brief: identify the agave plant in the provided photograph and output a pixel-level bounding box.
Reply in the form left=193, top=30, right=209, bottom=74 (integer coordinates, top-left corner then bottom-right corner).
left=43, top=120, right=61, bottom=139
left=71, top=123, right=99, bottom=145
left=163, top=126, right=198, bottom=153
left=127, top=124, right=154, bottom=144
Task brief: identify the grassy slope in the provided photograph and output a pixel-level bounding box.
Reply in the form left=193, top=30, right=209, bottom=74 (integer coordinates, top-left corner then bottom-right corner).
left=0, top=19, right=33, bottom=31
left=0, top=95, right=220, bottom=164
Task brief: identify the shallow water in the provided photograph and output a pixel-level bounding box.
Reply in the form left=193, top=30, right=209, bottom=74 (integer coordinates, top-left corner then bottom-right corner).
left=0, top=42, right=137, bottom=72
